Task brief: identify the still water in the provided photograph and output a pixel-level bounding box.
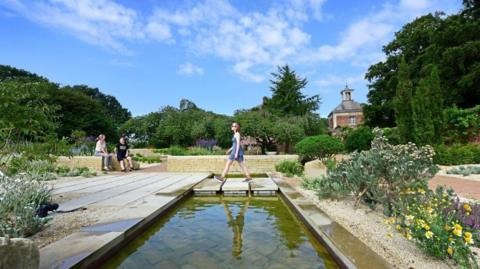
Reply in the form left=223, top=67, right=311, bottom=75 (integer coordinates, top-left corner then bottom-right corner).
left=101, top=195, right=339, bottom=269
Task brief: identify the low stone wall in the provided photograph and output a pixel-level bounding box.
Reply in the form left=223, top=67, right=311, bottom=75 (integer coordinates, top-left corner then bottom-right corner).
left=56, top=156, right=139, bottom=172
left=166, top=155, right=299, bottom=173
left=0, top=237, right=39, bottom=269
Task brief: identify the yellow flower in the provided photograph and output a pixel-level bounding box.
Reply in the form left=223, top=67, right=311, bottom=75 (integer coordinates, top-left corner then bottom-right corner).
left=423, top=224, right=430, bottom=231
left=406, top=233, right=412, bottom=240
left=388, top=217, right=395, bottom=224
left=447, top=247, right=453, bottom=256
left=426, top=207, right=433, bottom=214
left=463, top=204, right=472, bottom=212
left=386, top=233, right=393, bottom=238
left=443, top=193, right=448, bottom=198
left=464, top=234, right=474, bottom=245
left=425, top=231, right=434, bottom=239
left=448, top=237, right=454, bottom=243
left=444, top=224, right=451, bottom=231
left=417, top=188, right=426, bottom=195
left=396, top=224, right=402, bottom=231
left=453, top=224, right=462, bottom=237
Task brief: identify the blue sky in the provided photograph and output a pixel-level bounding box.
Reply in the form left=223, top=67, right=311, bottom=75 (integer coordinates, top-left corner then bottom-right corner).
left=0, top=0, right=461, bottom=117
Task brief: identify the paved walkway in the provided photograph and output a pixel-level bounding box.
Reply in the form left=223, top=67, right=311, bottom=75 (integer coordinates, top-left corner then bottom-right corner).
left=41, top=172, right=209, bottom=269
left=429, top=175, right=480, bottom=200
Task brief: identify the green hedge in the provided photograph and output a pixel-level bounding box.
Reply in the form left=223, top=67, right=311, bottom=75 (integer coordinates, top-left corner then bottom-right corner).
left=295, top=135, right=343, bottom=163
left=344, top=126, right=373, bottom=152
left=434, top=144, right=480, bottom=165
left=275, top=160, right=303, bottom=177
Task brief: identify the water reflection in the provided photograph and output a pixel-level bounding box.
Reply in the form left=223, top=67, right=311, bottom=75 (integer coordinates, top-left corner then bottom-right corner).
left=220, top=196, right=249, bottom=258
left=100, top=195, right=339, bottom=269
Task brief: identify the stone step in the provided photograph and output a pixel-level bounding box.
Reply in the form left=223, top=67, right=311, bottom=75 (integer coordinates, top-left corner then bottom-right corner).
left=249, top=177, right=278, bottom=196
left=221, top=178, right=249, bottom=196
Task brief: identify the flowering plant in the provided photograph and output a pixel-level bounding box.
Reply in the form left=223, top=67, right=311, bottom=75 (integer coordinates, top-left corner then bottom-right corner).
left=388, top=186, right=479, bottom=268
left=0, top=173, right=52, bottom=237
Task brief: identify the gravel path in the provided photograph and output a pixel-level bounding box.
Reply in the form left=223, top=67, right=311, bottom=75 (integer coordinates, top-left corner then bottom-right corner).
left=429, top=175, right=480, bottom=200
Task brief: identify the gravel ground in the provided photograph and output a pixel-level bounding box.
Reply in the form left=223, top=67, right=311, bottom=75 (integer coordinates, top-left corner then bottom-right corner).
left=30, top=204, right=117, bottom=249
left=283, top=177, right=480, bottom=269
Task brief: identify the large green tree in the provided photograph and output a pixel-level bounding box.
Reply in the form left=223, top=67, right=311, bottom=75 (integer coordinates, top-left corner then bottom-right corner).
left=264, top=65, right=320, bottom=117
left=66, top=85, right=131, bottom=127
left=364, top=2, right=480, bottom=127
left=394, top=58, right=415, bottom=143
left=45, top=87, right=116, bottom=139
left=0, top=81, right=57, bottom=143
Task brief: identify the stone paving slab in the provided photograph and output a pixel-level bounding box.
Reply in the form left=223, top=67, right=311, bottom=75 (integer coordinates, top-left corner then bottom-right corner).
left=221, top=178, right=250, bottom=196
left=250, top=177, right=278, bottom=195
left=40, top=231, right=122, bottom=269
left=60, top=173, right=162, bottom=194
left=155, top=173, right=210, bottom=195
left=58, top=174, right=172, bottom=211
left=193, top=177, right=223, bottom=194
left=52, top=173, right=150, bottom=195
left=49, top=174, right=115, bottom=189
left=93, top=174, right=188, bottom=207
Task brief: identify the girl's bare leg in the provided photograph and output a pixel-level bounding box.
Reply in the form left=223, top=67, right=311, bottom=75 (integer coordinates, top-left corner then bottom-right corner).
left=120, top=160, right=125, bottom=171
left=238, top=161, right=252, bottom=179
left=221, top=160, right=234, bottom=179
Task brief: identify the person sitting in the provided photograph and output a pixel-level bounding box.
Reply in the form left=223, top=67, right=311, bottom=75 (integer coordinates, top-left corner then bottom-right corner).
left=116, top=137, right=133, bottom=172
left=94, top=134, right=112, bottom=171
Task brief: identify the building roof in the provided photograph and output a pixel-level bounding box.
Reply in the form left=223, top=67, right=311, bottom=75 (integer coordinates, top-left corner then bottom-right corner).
left=328, top=85, right=363, bottom=116
left=329, top=100, right=363, bottom=116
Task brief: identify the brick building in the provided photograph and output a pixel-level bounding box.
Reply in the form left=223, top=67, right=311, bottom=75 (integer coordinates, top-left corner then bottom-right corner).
left=328, top=85, right=364, bottom=132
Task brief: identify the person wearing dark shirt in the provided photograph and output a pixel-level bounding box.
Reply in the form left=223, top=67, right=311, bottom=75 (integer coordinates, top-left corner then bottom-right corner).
left=116, top=137, right=133, bottom=172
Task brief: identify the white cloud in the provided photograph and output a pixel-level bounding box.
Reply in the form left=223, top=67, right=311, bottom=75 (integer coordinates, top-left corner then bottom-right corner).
left=315, top=74, right=365, bottom=88
left=177, top=62, right=204, bottom=76
left=0, top=0, right=460, bottom=81
left=303, top=0, right=458, bottom=67
left=0, top=0, right=143, bottom=53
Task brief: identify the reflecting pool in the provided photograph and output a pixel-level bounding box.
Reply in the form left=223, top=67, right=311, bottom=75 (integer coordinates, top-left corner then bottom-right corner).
left=101, top=196, right=339, bottom=269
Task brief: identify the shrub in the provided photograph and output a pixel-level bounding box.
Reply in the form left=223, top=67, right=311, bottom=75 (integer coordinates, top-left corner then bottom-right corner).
left=0, top=173, right=52, bottom=237
left=132, top=155, right=162, bottom=163
left=344, top=126, right=374, bottom=152
left=275, top=160, right=303, bottom=177
left=7, top=158, right=57, bottom=180
left=154, top=146, right=225, bottom=156
left=304, top=128, right=438, bottom=209
left=154, top=146, right=188, bottom=156
left=55, top=166, right=97, bottom=177
left=295, top=135, right=343, bottom=163
left=447, top=165, right=480, bottom=176
left=434, top=144, right=480, bottom=165
left=382, top=127, right=401, bottom=145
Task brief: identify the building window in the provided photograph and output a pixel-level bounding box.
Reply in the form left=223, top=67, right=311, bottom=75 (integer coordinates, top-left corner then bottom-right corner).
left=349, top=116, right=356, bottom=125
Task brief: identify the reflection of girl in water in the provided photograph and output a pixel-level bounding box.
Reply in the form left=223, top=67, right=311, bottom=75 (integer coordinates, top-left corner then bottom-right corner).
left=221, top=196, right=250, bottom=259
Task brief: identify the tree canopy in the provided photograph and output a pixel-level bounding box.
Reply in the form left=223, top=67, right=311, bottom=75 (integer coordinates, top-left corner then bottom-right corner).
left=364, top=2, right=480, bottom=127
left=263, top=65, right=320, bottom=117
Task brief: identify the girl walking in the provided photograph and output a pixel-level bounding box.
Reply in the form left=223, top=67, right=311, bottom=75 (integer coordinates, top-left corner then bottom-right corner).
left=215, top=122, right=252, bottom=182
